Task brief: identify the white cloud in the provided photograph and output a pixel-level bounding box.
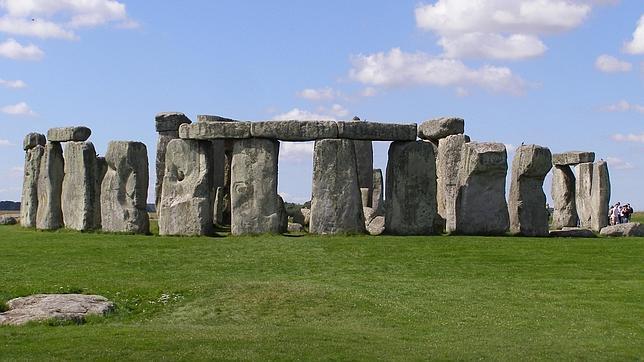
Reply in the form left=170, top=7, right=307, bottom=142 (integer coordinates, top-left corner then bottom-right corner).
left=623, top=14, right=644, bottom=54
left=273, top=103, right=350, bottom=121
left=279, top=142, right=314, bottom=162
left=611, top=133, right=644, bottom=143
left=278, top=191, right=310, bottom=204
left=0, top=16, right=77, bottom=39
left=0, top=38, right=43, bottom=60
left=0, top=139, right=13, bottom=146
left=349, top=48, right=526, bottom=95
left=439, top=33, right=547, bottom=60
left=9, top=166, right=23, bottom=174
left=0, top=78, right=26, bottom=88
left=297, top=87, right=337, bottom=101
left=606, top=157, right=634, bottom=170
left=595, top=54, right=632, bottom=72
left=601, top=100, right=644, bottom=113
left=328, top=104, right=348, bottom=118
left=360, top=87, right=378, bottom=97
left=1, top=101, right=36, bottom=116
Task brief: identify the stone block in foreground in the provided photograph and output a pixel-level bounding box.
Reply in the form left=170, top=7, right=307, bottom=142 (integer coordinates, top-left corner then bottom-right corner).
left=0, top=294, right=113, bottom=326
left=47, top=126, right=91, bottom=142
left=599, top=222, right=644, bottom=237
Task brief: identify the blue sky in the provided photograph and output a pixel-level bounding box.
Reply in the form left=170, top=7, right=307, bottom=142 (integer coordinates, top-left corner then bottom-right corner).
left=0, top=0, right=642, bottom=208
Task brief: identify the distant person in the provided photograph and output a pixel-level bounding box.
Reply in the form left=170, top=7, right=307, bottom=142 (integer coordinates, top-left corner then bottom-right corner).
left=622, top=203, right=633, bottom=223
left=609, top=205, right=615, bottom=225
left=612, top=202, right=622, bottom=225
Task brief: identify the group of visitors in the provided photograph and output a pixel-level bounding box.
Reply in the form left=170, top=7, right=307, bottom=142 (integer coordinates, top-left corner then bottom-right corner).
left=609, top=202, right=634, bottom=225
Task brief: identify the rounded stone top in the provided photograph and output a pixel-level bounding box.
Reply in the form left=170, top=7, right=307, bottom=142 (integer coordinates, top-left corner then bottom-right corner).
left=352, top=116, right=361, bottom=121
left=155, top=112, right=192, bottom=132
left=23, top=132, right=46, bottom=150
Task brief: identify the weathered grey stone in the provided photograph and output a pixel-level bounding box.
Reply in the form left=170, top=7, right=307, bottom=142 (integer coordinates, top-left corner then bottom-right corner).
left=61, top=142, right=99, bottom=231
left=0, top=215, right=17, bottom=225
left=36, top=143, right=64, bottom=230
left=100, top=141, right=150, bottom=234
left=47, top=127, right=91, bottom=142
left=363, top=207, right=376, bottom=225
left=454, top=142, right=509, bottom=235
left=23, top=132, right=46, bottom=150
left=159, top=139, right=214, bottom=236
left=599, top=222, right=644, bottom=237
left=250, top=120, right=338, bottom=141
left=551, top=165, right=578, bottom=229
left=590, top=161, right=610, bottom=232
left=360, top=188, right=370, bottom=208
left=372, top=169, right=384, bottom=213
left=437, top=134, right=470, bottom=233
left=179, top=122, right=251, bottom=140
left=508, top=144, right=552, bottom=236
left=310, top=139, right=365, bottom=234
left=288, top=222, right=303, bottom=233
left=367, top=215, right=385, bottom=236
left=213, top=186, right=225, bottom=225
left=0, top=294, right=113, bottom=326
left=552, top=151, right=595, bottom=166
left=230, top=138, right=283, bottom=235
left=417, top=117, right=464, bottom=141
left=354, top=140, right=373, bottom=206
left=20, top=145, right=44, bottom=228
left=155, top=112, right=192, bottom=132
left=197, top=114, right=237, bottom=123
left=385, top=141, right=438, bottom=235
left=277, top=195, right=288, bottom=234
left=93, top=157, right=107, bottom=230
left=549, top=228, right=596, bottom=238
left=301, top=208, right=311, bottom=226
left=337, top=121, right=417, bottom=141
left=575, top=162, right=593, bottom=229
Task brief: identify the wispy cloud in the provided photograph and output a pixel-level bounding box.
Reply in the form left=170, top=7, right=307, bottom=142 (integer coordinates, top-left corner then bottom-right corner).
left=595, top=54, right=632, bottom=73
left=297, top=87, right=338, bottom=101
left=0, top=38, right=43, bottom=60
left=0, top=78, right=26, bottom=88
left=0, top=139, right=14, bottom=146
left=601, top=100, right=644, bottom=113
left=1, top=101, right=36, bottom=116
left=611, top=133, right=644, bottom=143
left=606, top=156, right=635, bottom=170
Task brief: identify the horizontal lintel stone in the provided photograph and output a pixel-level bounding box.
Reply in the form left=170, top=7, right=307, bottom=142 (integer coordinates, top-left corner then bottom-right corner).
left=337, top=121, right=417, bottom=141
left=250, top=120, right=338, bottom=141
left=47, top=126, right=91, bottom=142
left=179, top=121, right=251, bottom=140
left=552, top=151, right=595, bottom=166
left=417, top=117, right=464, bottom=141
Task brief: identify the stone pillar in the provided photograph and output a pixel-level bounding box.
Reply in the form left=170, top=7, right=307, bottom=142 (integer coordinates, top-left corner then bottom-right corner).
left=20, top=133, right=46, bottom=228
left=36, top=142, right=64, bottom=230
left=230, top=138, right=283, bottom=235
left=454, top=142, right=509, bottom=235
left=155, top=112, right=192, bottom=211
left=61, top=141, right=99, bottom=231
left=351, top=117, right=373, bottom=207
left=590, top=161, right=610, bottom=232
left=158, top=139, right=213, bottom=236
left=575, top=162, right=593, bottom=229
left=551, top=165, right=578, bottom=229
left=437, top=134, right=470, bottom=233
left=101, top=141, right=150, bottom=234
left=508, top=144, right=552, bottom=236
left=310, top=139, right=365, bottom=235
left=371, top=169, right=384, bottom=213
left=385, top=141, right=438, bottom=235
left=94, top=157, right=108, bottom=229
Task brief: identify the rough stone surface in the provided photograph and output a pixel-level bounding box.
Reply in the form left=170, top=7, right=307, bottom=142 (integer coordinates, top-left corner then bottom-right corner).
left=197, top=114, right=237, bottom=123
left=385, top=141, right=438, bottom=235
left=367, top=216, right=385, bottom=236
left=371, top=169, right=384, bottom=213
left=551, top=165, right=578, bottom=229
left=417, top=117, right=464, bottom=141
left=47, top=127, right=91, bottom=142
left=277, top=195, right=288, bottom=233
left=508, top=144, right=552, bottom=236
left=454, top=142, right=509, bottom=235
left=549, top=228, right=596, bottom=238
left=20, top=145, right=44, bottom=228
left=250, top=120, right=338, bottom=141
left=0, top=215, right=17, bottom=225
left=213, top=186, right=225, bottom=225
left=552, top=151, right=595, bottom=166
left=36, top=143, right=64, bottom=230
left=288, top=222, right=303, bottom=233
left=301, top=208, right=311, bottom=226
left=230, top=138, right=283, bottom=235
left=159, top=139, right=214, bottom=236
left=575, top=162, right=593, bottom=229
left=0, top=294, right=114, bottom=326
left=23, top=132, right=46, bottom=150
left=100, top=141, right=149, bottom=234
left=363, top=207, right=376, bottom=225
left=155, top=112, right=192, bottom=132
left=310, top=139, right=365, bottom=235
left=179, top=122, right=251, bottom=140
left=590, top=161, right=610, bottom=232
left=93, top=157, right=108, bottom=229
left=599, top=222, right=644, bottom=237
left=354, top=140, right=373, bottom=206
left=61, top=142, right=99, bottom=231
left=437, top=134, right=470, bottom=233
left=337, top=121, right=417, bottom=141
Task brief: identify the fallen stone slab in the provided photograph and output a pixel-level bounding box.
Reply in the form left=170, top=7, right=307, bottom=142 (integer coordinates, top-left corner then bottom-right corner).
left=337, top=121, right=417, bottom=141
left=599, top=222, right=644, bottom=237
left=417, top=117, right=464, bottom=141
left=367, top=215, right=385, bottom=236
left=23, top=132, right=46, bottom=150
left=0, top=215, right=17, bottom=225
left=250, top=120, right=338, bottom=141
left=179, top=122, right=251, bottom=140
left=0, top=294, right=114, bottom=326
left=552, top=151, right=595, bottom=166
left=155, top=112, right=192, bottom=132
left=549, top=228, right=596, bottom=238
left=47, top=127, right=91, bottom=142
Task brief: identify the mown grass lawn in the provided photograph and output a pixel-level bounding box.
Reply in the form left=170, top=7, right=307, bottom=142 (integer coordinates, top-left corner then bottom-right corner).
left=1, top=223, right=642, bottom=360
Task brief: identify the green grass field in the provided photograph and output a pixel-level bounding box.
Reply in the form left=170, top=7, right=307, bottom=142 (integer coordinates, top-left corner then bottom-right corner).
left=1, top=223, right=642, bottom=360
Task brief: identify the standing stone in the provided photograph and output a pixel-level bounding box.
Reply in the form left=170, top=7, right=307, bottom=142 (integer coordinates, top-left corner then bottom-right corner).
left=437, top=134, right=470, bottom=233
left=551, top=165, right=578, bottom=229
left=454, top=142, right=509, bottom=235
left=93, top=157, right=108, bottom=229
left=101, top=141, right=150, bottom=234
left=36, top=143, right=64, bottom=230
left=310, top=139, right=365, bottom=235
left=155, top=112, right=191, bottom=211
left=61, top=142, right=99, bottom=231
left=354, top=140, right=374, bottom=206
left=590, top=161, right=610, bottom=232
left=230, top=138, right=283, bottom=235
left=508, top=144, right=552, bottom=236
left=21, top=140, right=45, bottom=228
left=213, top=186, right=225, bottom=225
left=23, top=132, right=46, bottom=151
left=159, top=139, right=214, bottom=236
left=385, top=141, right=438, bottom=235
left=371, top=169, right=384, bottom=213
left=575, top=162, right=593, bottom=229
